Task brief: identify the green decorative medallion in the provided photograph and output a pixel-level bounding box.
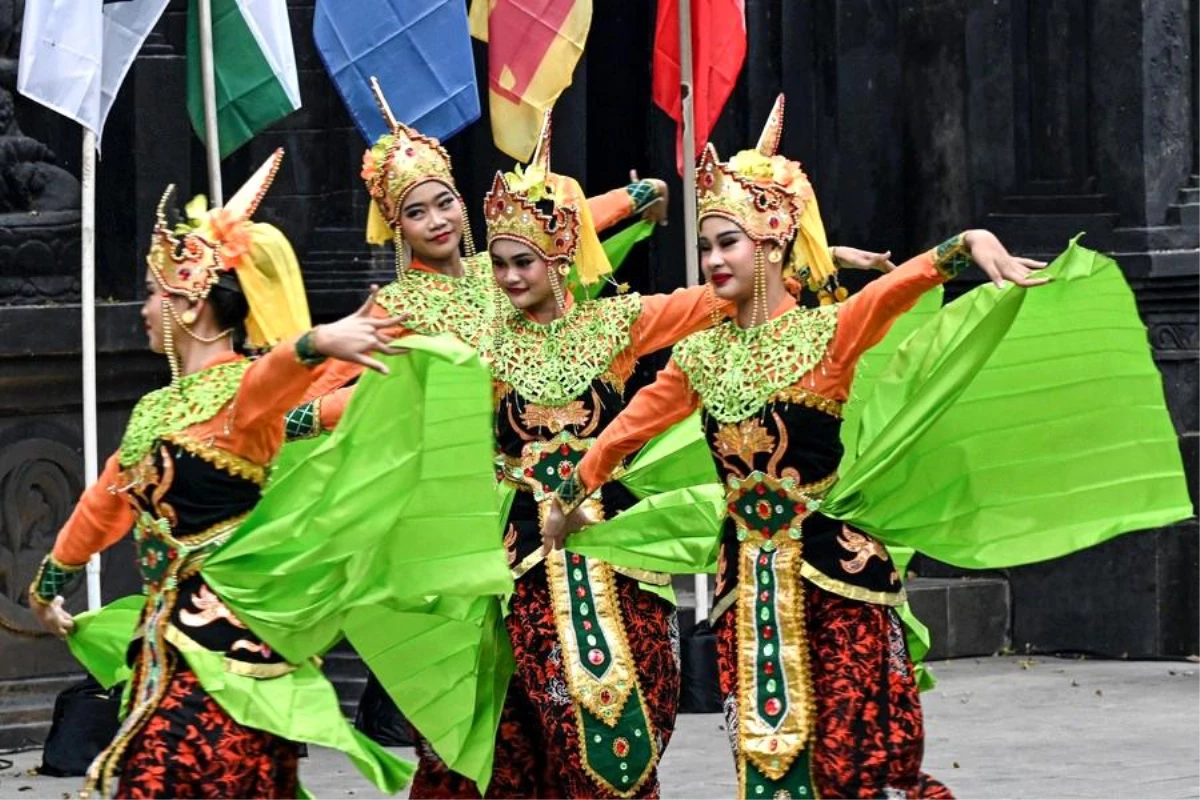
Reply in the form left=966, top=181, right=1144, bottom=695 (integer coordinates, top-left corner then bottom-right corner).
left=133, top=513, right=180, bottom=591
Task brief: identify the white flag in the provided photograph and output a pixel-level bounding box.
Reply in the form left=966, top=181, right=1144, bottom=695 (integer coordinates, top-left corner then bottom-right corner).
left=18, top=0, right=170, bottom=144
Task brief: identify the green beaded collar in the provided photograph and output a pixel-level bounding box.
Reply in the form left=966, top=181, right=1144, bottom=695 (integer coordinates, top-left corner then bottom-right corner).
left=118, top=360, right=250, bottom=468
left=375, top=252, right=497, bottom=348
left=484, top=294, right=642, bottom=407
left=673, top=305, right=838, bottom=424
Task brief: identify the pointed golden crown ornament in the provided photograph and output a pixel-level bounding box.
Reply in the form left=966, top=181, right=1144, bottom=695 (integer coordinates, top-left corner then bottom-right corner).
left=696, top=94, right=840, bottom=301
left=148, top=148, right=311, bottom=367
left=359, top=76, right=475, bottom=267
left=484, top=110, right=612, bottom=289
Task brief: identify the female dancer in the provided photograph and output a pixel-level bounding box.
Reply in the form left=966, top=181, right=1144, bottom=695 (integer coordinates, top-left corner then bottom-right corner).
left=28, top=151, right=410, bottom=799
left=409, top=109, right=893, bottom=799
left=287, top=79, right=667, bottom=439
left=544, top=96, right=1054, bottom=799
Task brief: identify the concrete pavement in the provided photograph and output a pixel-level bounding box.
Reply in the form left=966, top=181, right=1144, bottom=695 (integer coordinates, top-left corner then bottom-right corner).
left=1, top=656, right=1196, bottom=799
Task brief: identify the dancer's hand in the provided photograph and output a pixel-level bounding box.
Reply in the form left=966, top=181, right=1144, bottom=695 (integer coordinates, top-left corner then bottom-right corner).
left=965, top=230, right=1050, bottom=288
left=630, top=169, right=670, bottom=226
left=541, top=496, right=593, bottom=555
left=830, top=246, right=896, bottom=273
left=313, top=286, right=410, bottom=374
left=31, top=594, right=75, bottom=638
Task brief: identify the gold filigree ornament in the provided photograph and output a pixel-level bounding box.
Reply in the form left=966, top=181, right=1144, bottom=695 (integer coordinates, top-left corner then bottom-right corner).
left=484, top=109, right=616, bottom=302
left=696, top=93, right=841, bottom=302
left=713, top=418, right=778, bottom=466
left=837, top=525, right=890, bottom=574
left=673, top=305, right=838, bottom=425
left=361, top=77, right=477, bottom=271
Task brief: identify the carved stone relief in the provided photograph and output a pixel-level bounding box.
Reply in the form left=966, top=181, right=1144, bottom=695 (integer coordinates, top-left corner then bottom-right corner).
left=0, top=437, right=83, bottom=638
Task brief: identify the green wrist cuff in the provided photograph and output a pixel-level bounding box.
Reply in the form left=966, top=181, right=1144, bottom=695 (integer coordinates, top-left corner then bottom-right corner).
left=933, top=233, right=972, bottom=279
left=624, top=181, right=660, bottom=216
left=295, top=330, right=327, bottom=367
left=30, top=555, right=84, bottom=604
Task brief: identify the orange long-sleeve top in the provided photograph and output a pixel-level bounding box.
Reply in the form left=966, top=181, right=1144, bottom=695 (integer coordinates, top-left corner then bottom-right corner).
left=301, top=187, right=641, bottom=430
left=52, top=341, right=319, bottom=566
left=576, top=250, right=948, bottom=492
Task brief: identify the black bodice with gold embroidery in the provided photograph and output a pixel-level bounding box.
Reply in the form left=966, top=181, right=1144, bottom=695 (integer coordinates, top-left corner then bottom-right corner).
left=495, top=379, right=641, bottom=572
left=125, top=436, right=288, bottom=673
left=486, top=294, right=649, bottom=577
left=672, top=304, right=905, bottom=623
left=700, top=397, right=904, bottom=623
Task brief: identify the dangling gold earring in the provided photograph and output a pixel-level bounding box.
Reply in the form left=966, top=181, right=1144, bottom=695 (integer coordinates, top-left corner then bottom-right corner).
left=161, top=296, right=181, bottom=386
left=393, top=231, right=408, bottom=279
left=549, top=262, right=568, bottom=311
left=459, top=197, right=477, bottom=258
left=754, top=245, right=769, bottom=326
left=165, top=299, right=232, bottom=344
left=706, top=270, right=722, bottom=326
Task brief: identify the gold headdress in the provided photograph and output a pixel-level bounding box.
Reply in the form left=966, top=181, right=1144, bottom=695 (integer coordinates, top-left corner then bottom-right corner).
left=696, top=94, right=840, bottom=302
left=360, top=76, right=476, bottom=272
left=148, top=148, right=312, bottom=378
left=484, top=110, right=611, bottom=305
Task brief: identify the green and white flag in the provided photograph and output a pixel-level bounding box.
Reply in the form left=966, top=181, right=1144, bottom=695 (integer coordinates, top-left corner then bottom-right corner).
left=187, top=0, right=301, bottom=159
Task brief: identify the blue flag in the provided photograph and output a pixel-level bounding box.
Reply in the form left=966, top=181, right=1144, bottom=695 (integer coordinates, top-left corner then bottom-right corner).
left=313, top=0, right=480, bottom=143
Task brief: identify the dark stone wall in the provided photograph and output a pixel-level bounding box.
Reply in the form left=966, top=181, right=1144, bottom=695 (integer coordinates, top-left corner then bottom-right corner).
left=899, top=0, right=972, bottom=250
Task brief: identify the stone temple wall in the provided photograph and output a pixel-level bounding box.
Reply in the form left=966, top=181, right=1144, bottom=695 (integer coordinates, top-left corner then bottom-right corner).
left=0, top=0, right=1194, bottom=745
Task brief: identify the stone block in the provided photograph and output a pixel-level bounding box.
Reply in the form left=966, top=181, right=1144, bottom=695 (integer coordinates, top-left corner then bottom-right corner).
left=1009, top=528, right=1196, bottom=657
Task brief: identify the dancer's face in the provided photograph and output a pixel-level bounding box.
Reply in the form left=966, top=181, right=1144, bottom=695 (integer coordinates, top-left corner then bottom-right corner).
left=490, top=239, right=557, bottom=315
left=140, top=268, right=186, bottom=354
left=698, top=216, right=760, bottom=302
left=398, top=180, right=463, bottom=264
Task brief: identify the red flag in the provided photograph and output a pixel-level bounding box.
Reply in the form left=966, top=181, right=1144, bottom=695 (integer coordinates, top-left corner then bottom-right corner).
left=652, top=0, right=746, bottom=173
